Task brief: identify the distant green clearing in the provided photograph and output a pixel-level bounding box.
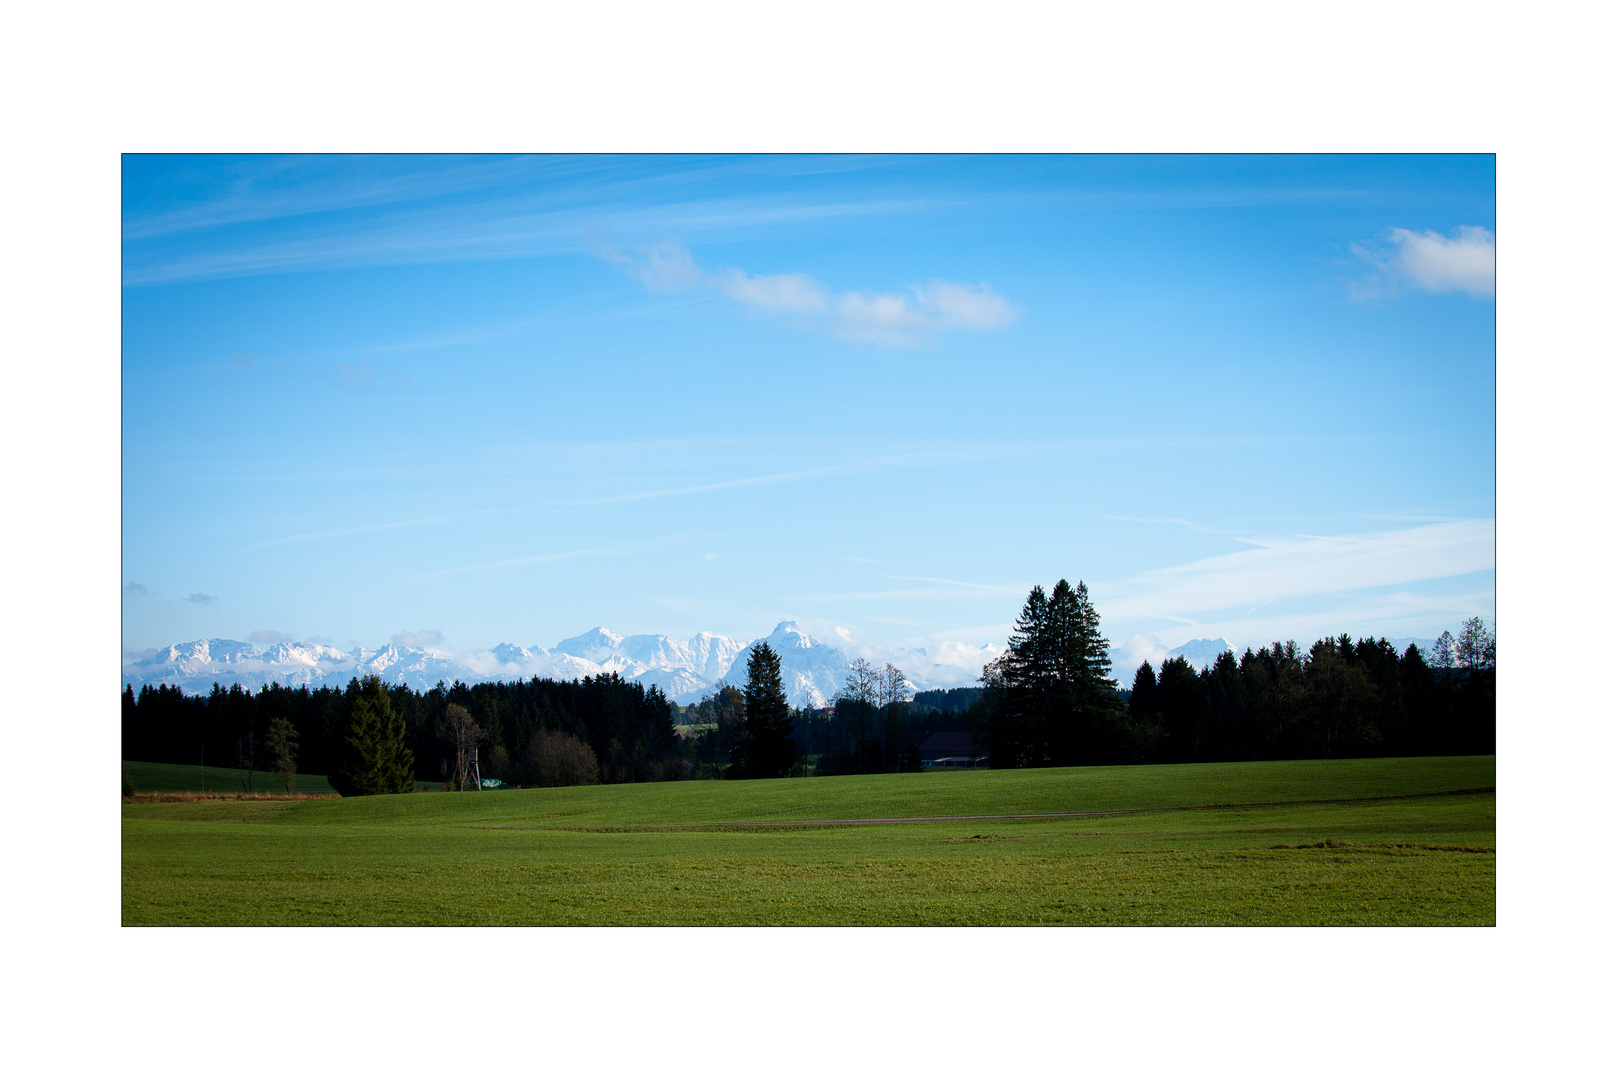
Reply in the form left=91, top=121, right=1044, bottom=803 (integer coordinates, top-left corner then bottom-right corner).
left=122, top=755, right=1494, bottom=926
left=122, top=760, right=434, bottom=795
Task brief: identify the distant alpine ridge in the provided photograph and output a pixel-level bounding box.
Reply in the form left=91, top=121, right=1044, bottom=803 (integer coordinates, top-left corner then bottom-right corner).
left=123, top=626, right=1385, bottom=705
left=123, top=622, right=982, bottom=706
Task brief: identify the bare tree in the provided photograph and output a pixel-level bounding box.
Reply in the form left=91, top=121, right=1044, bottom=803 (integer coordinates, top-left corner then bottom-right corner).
left=442, top=704, right=485, bottom=791
left=235, top=727, right=258, bottom=793
left=841, top=658, right=879, bottom=769
left=265, top=716, right=299, bottom=794
left=880, top=663, right=910, bottom=770
left=1455, top=618, right=1495, bottom=671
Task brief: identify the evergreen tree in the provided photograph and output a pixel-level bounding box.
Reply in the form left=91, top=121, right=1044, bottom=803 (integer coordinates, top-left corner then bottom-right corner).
left=979, top=585, right=1047, bottom=767
left=980, top=579, right=1125, bottom=767
left=1397, top=643, right=1436, bottom=754
left=329, top=675, right=416, bottom=796
left=1129, top=661, right=1158, bottom=723
left=1301, top=637, right=1380, bottom=758
left=1203, top=650, right=1244, bottom=760
left=1049, top=579, right=1124, bottom=763
left=732, top=642, right=798, bottom=779
left=1428, top=631, right=1456, bottom=673
left=1156, top=655, right=1205, bottom=762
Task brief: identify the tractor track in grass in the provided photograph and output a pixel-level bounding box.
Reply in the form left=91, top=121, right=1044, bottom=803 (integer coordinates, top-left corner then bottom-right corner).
left=473, top=787, right=1494, bottom=831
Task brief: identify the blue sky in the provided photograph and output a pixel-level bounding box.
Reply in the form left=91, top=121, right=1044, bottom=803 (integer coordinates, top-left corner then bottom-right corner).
left=121, top=154, right=1495, bottom=667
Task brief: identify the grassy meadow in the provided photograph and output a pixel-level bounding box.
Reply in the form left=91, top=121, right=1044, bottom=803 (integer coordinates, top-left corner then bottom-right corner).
left=122, top=755, right=1494, bottom=926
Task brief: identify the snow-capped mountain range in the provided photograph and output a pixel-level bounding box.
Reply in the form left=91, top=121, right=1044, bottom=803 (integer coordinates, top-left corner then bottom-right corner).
left=123, top=625, right=1384, bottom=705
left=121, top=622, right=995, bottom=706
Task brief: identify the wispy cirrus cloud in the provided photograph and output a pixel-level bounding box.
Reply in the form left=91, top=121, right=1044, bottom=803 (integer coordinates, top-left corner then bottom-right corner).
left=561, top=445, right=1010, bottom=507
left=1094, top=519, right=1495, bottom=623
left=249, top=515, right=457, bottom=549
left=599, top=239, right=1020, bottom=347
left=878, top=574, right=1026, bottom=596
left=415, top=540, right=670, bottom=579
left=1351, top=225, right=1495, bottom=299
left=787, top=574, right=1029, bottom=604
left=123, top=156, right=939, bottom=286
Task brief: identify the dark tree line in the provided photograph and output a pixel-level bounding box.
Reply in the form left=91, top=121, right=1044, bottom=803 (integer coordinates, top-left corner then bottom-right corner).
left=1127, top=621, right=1496, bottom=763
left=969, top=579, right=1496, bottom=768
left=123, top=671, right=683, bottom=790
left=910, top=687, right=984, bottom=716
left=123, top=592, right=1496, bottom=791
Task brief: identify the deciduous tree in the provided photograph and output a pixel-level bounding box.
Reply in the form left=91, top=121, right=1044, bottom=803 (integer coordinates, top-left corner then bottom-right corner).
left=839, top=657, right=880, bottom=771
left=441, top=703, right=484, bottom=791
left=523, top=729, right=600, bottom=786
left=1455, top=617, right=1495, bottom=671
left=265, top=715, right=299, bottom=794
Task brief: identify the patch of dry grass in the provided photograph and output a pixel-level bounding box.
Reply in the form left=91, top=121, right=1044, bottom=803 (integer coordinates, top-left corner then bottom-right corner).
left=123, top=791, right=338, bottom=803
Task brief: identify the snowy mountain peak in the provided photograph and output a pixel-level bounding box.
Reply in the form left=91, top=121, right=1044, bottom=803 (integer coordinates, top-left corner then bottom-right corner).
left=720, top=621, right=849, bottom=707
left=763, top=620, right=818, bottom=651
left=553, top=627, right=625, bottom=664
left=1168, top=638, right=1236, bottom=670
left=492, top=642, right=545, bottom=665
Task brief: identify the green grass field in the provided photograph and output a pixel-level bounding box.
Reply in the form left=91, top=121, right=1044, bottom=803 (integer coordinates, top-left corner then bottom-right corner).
left=122, top=755, right=1494, bottom=926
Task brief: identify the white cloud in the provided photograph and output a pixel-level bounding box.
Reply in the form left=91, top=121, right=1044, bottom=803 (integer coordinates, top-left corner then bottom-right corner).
left=634, top=239, right=704, bottom=293
left=599, top=239, right=1019, bottom=347
left=832, top=283, right=1019, bottom=345
left=813, top=627, right=1005, bottom=691
left=1095, top=519, right=1495, bottom=622
left=715, top=269, right=828, bottom=314
left=1112, top=633, right=1172, bottom=677
left=392, top=628, right=443, bottom=648
left=834, top=290, right=930, bottom=346
left=1353, top=225, right=1495, bottom=298
left=594, top=238, right=702, bottom=292
left=913, top=280, right=1020, bottom=329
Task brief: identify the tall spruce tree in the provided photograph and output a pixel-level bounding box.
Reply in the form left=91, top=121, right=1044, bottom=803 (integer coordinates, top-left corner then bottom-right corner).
left=733, top=642, right=798, bottom=779
left=981, top=579, right=1123, bottom=767
left=329, top=675, right=416, bottom=796
left=980, top=585, right=1047, bottom=767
